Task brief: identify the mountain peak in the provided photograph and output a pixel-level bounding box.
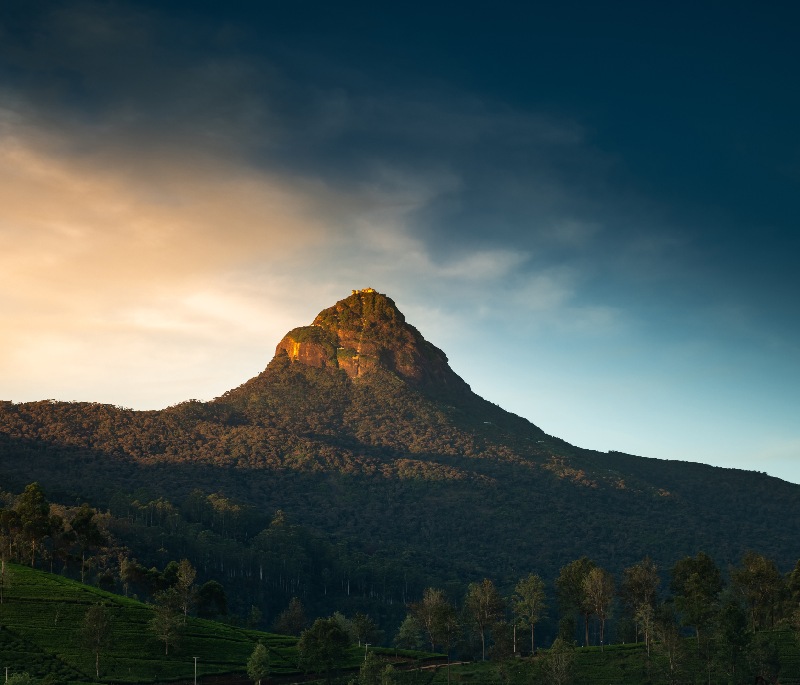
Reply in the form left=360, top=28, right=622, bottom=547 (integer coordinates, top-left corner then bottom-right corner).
left=272, top=289, right=469, bottom=392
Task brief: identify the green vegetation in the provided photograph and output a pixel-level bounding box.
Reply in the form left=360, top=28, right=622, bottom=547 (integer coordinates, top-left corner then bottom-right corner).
left=0, top=563, right=299, bottom=683
left=0, top=564, right=439, bottom=685
left=1, top=289, right=800, bottom=684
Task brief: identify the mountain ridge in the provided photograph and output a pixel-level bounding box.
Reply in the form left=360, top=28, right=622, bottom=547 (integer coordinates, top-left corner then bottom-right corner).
left=0, top=288, right=798, bottom=623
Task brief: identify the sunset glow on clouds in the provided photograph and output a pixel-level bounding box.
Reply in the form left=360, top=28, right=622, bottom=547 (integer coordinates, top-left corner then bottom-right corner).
left=2, top=1, right=800, bottom=481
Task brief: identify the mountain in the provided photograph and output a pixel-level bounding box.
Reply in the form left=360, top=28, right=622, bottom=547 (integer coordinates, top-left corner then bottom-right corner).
left=1, top=288, right=798, bottom=628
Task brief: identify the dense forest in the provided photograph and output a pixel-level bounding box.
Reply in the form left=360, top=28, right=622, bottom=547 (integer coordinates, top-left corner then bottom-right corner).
left=2, top=480, right=800, bottom=685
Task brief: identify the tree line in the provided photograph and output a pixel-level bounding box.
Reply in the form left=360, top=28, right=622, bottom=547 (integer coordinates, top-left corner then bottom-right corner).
left=5, top=481, right=800, bottom=683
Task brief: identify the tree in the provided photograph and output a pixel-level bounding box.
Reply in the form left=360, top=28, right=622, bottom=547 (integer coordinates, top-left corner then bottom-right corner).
left=274, top=597, right=306, bottom=635
left=670, top=552, right=723, bottom=643
left=488, top=620, right=514, bottom=661
left=409, top=587, right=451, bottom=652
left=0, top=508, right=21, bottom=562
left=81, top=603, right=112, bottom=679
left=746, top=632, right=780, bottom=684
left=542, top=637, right=574, bottom=685
left=0, top=558, right=12, bottom=604
left=352, top=612, right=380, bottom=647
left=556, top=557, right=595, bottom=647
left=175, top=558, right=197, bottom=620
left=653, top=605, right=685, bottom=685
left=464, top=579, right=504, bottom=661
left=196, top=580, right=228, bottom=618
left=332, top=611, right=355, bottom=642
left=15, top=483, right=51, bottom=568
left=298, top=616, right=351, bottom=684
left=118, top=553, right=135, bottom=597
left=247, top=642, right=271, bottom=685
left=436, top=601, right=460, bottom=685
left=788, top=559, right=800, bottom=607
left=71, top=503, right=106, bottom=583
left=620, top=557, right=660, bottom=644
left=149, top=599, right=183, bottom=655
left=393, top=615, right=423, bottom=650
left=512, top=572, right=547, bottom=654
left=714, top=594, right=750, bottom=683
left=247, top=605, right=263, bottom=628
left=634, top=603, right=655, bottom=656
left=357, top=651, right=383, bottom=685
left=582, top=567, right=614, bottom=650
left=730, top=550, right=785, bottom=631
left=354, top=652, right=397, bottom=685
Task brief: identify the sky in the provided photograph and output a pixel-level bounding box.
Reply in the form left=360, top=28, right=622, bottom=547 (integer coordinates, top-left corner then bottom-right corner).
left=2, top=1, right=799, bottom=482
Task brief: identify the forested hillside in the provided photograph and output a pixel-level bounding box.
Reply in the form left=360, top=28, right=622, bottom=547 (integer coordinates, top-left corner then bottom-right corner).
left=0, top=289, right=798, bottom=642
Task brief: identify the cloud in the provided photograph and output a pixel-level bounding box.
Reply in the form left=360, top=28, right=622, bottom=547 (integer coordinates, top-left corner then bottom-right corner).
left=0, top=1, right=712, bottom=412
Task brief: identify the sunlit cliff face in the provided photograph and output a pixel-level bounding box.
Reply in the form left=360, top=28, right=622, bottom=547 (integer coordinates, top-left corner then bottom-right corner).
left=274, top=289, right=469, bottom=391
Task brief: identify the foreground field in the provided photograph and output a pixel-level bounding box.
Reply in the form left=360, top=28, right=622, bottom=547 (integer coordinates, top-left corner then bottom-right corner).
left=4, top=563, right=800, bottom=685
left=0, top=564, right=435, bottom=684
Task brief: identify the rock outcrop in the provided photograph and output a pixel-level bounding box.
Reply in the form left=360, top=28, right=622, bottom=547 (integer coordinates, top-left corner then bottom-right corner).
left=273, top=288, right=470, bottom=393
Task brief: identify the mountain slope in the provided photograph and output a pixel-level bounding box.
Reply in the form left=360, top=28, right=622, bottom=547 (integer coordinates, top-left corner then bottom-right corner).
left=0, top=288, right=798, bottom=604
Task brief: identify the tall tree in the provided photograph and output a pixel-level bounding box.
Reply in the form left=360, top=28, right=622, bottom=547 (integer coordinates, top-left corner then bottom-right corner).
left=634, top=603, right=655, bottom=656
left=297, top=616, right=351, bottom=684
left=81, top=603, right=112, bottom=679
left=542, top=637, right=574, bottom=685
left=149, top=597, right=183, bottom=655
left=670, top=552, right=723, bottom=643
left=175, top=558, right=197, bottom=620
left=730, top=551, right=785, bottom=631
left=556, top=557, right=595, bottom=647
left=15, top=483, right=51, bottom=568
left=654, top=605, right=685, bottom=685
left=352, top=612, right=379, bottom=647
left=620, top=557, right=660, bottom=644
left=0, top=558, right=11, bottom=604
left=409, top=587, right=451, bottom=653
left=274, top=597, right=306, bottom=636
left=393, top=615, right=423, bottom=650
left=787, top=559, right=800, bottom=607
left=582, top=567, right=614, bottom=650
left=358, top=651, right=381, bottom=685
left=196, top=580, right=227, bottom=618
left=714, top=594, right=750, bottom=683
left=247, top=642, right=271, bottom=685
left=0, top=509, right=21, bottom=562
left=464, top=578, right=504, bottom=661
left=511, top=573, right=547, bottom=654
left=70, top=503, right=106, bottom=583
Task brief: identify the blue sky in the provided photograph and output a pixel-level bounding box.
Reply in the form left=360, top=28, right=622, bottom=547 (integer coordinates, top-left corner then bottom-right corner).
left=1, top=1, right=799, bottom=482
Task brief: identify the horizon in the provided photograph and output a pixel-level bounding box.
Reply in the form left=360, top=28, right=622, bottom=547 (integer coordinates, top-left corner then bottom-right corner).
left=2, top=2, right=799, bottom=484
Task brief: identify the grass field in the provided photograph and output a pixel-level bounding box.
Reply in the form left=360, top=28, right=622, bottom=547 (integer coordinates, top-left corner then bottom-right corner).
left=0, top=564, right=438, bottom=685
left=5, top=563, right=800, bottom=685
left=0, top=563, right=301, bottom=683
left=392, top=633, right=800, bottom=685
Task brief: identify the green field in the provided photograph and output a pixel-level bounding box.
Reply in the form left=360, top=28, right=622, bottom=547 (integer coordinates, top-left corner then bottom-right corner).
left=0, top=564, right=437, bottom=685
left=4, top=563, right=800, bottom=685
left=399, top=635, right=800, bottom=685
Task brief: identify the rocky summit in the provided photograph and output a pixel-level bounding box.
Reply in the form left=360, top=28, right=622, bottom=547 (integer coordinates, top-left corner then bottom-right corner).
left=274, top=288, right=469, bottom=393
